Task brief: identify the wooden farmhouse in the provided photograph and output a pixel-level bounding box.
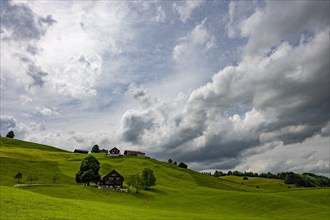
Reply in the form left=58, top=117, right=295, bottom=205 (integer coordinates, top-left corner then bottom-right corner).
left=109, top=147, right=120, bottom=156
left=100, top=170, right=124, bottom=188
left=73, top=149, right=88, bottom=154
left=124, top=150, right=145, bottom=158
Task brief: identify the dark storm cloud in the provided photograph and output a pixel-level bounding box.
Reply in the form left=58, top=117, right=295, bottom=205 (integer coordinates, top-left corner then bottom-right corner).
left=121, top=110, right=155, bottom=144
left=14, top=54, right=48, bottom=87
left=38, top=15, right=57, bottom=26
left=0, top=115, right=17, bottom=135
left=1, top=0, right=54, bottom=87
left=119, top=1, right=329, bottom=172
left=0, top=0, right=55, bottom=41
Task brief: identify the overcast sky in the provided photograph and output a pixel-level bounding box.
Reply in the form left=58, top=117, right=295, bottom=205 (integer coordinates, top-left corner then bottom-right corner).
left=1, top=0, right=329, bottom=176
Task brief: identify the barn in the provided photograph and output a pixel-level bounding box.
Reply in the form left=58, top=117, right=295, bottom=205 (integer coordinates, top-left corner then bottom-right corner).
left=73, top=149, right=88, bottom=154
left=124, top=150, right=145, bottom=158
left=99, top=170, right=124, bottom=188
left=109, top=147, right=120, bottom=156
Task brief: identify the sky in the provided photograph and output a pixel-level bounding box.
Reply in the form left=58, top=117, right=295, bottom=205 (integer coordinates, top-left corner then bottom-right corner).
left=1, top=0, right=329, bottom=176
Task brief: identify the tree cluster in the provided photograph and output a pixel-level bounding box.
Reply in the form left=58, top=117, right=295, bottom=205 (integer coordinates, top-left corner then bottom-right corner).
left=168, top=159, right=187, bottom=169
left=212, top=170, right=330, bottom=187
left=6, top=130, right=15, bottom=138
left=127, top=168, right=156, bottom=193
left=91, top=144, right=109, bottom=154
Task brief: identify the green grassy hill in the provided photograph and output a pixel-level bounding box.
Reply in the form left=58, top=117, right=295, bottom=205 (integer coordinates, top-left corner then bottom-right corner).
left=0, top=137, right=329, bottom=219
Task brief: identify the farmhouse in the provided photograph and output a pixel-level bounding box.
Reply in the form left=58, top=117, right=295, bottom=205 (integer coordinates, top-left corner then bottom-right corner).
left=109, top=147, right=120, bottom=156
left=100, top=170, right=124, bottom=188
left=73, top=149, right=88, bottom=154
left=124, top=150, right=145, bottom=158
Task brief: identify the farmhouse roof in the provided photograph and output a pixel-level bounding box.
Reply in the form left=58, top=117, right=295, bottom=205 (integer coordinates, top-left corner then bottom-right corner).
left=124, top=150, right=145, bottom=154
left=102, top=170, right=124, bottom=180
left=74, top=149, right=88, bottom=154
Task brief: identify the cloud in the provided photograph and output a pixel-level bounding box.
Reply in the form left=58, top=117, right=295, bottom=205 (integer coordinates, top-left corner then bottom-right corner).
left=173, top=0, right=204, bottom=23
left=26, top=64, right=48, bottom=87
left=120, top=2, right=329, bottom=173
left=173, top=18, right=215, bottom=60
left=38, top=15, right=56, bottom=26
left=153, top=5, right=166, bottom=23
left=0, top=115, right=17, bottom=135
left=0, top=0, right=55, bottom=41
left=1, top=1, right=328, bottom=176
left=25, top=130, right=113, bottom=152
left=235, top=134, right=330, bottom=176
left=226, top=1, right=329, bottom=56
left=0, top=115, right=46, bottom=138
left=47, top=54, right=102, bottom=98
left=35, top=106, right=59, bottom=117
left=120, top=110, right=156, bottom=144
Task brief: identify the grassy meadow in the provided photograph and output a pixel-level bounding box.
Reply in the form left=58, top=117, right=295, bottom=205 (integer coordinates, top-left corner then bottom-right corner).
left=0, top=137, right=329, bottom=219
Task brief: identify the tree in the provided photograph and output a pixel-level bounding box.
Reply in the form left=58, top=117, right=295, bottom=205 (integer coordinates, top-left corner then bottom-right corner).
left=6, top=130, right=15, bottom=138
left=52, top=174, right=60, bottom=183
left=178, top=162, right=188, bottom=169
left=91, top=144, right=100, bottom=153
left=173, top=161, right=177, bottom=165
left=168, top=159, right=173, bottom=163
left=127, top=174, right=142, bottom=193
left=14, top=171, right=22, bottom=184
left=76, top=155, right=101, bottom=186
left=27, top=176, right=39, bottom=184
left=141, top=168, right=156, bottom=190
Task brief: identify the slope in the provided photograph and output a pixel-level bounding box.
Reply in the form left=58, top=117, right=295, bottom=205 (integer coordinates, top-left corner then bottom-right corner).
left=0, top=137, right=329, bottom=219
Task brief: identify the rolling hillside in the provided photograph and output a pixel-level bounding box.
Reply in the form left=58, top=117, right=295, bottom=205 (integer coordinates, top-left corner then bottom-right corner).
left=0, top=137, right=329, bottom=219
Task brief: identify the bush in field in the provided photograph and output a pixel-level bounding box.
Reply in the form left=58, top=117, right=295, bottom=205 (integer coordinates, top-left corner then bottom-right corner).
left=178, top=162, right=188, bottom=169
left=127, top=174, right=142, bottom=193
left=14, top=171, right=22, bottom=183
left=27, top=176, right=39, bottom=184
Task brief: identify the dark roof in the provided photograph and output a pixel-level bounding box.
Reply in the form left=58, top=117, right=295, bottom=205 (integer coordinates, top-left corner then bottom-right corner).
left=124, top=150, right=145, bottom=154
left=102, top=170, right=124, bottom=180
left=74, top=149, right=88, bottom=153
left=110, top=147, right=120, bottom=151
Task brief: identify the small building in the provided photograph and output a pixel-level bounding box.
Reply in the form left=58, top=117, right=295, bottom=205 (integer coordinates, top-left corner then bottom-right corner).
left=74, top=149, right=88, bottom=154
left=100, top=170, right=124, bottom=188
left=109, top=147, right=120, bottom=156
left=124, top=150, right=145, bottom=158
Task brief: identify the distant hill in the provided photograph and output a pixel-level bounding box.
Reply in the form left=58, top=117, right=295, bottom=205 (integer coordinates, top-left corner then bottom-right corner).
left=0, top=137, right=329, bottom=219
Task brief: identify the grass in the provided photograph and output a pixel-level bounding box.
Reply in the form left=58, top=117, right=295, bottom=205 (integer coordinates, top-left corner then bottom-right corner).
left=0, top=137, right=329, bottom=219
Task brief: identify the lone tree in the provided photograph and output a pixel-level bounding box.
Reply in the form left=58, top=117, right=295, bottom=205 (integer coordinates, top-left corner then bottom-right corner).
left=27, top=176, right=39, bottom=184
left=52, top=174, right=60, bottom=183
left=91, top=144, right=100, bottom=153
left=76, top=155, right=101, bottom=186
left=141, top=168, right=156, bottom=190
left=14, top=171, right=22, bottom=184
left=127, top=174, right=142, bottom=193
left=178, top=162, right=188, bottom=169
left=168, top=159, right=173, bottom=163
left=6, top=130, right=15, bottom=138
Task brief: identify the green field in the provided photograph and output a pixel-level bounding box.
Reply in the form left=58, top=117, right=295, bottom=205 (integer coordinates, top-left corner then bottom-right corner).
left=0, top=137, right=329, bottom=219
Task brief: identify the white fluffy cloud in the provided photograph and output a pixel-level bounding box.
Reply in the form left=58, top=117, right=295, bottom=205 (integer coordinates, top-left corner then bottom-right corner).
left=120, top=1, right=329, bottom=175
left=173, top=0, right=204, bottom=23
left=226, top=1, right=329, bottom=56
left=173, top=19, right=215, bottom=60
left=1, top=1, right=329, bottom=176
